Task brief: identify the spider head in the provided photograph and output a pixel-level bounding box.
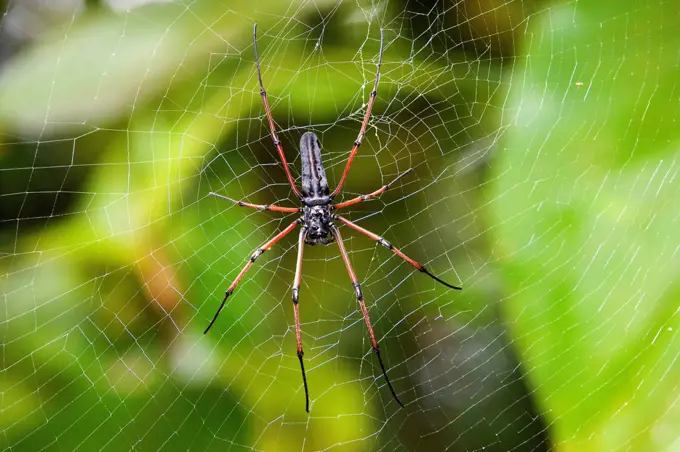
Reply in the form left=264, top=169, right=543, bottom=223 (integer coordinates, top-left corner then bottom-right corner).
left=304, top=205, right=333, bottom=245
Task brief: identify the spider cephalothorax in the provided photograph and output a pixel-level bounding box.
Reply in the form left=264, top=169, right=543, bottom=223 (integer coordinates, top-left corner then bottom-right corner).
left=205, top=24, right=462, bottom=413
left=303, top=205, right=334, bottom=245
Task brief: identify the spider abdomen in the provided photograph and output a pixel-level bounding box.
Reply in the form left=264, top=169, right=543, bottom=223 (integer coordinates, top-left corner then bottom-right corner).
left=300, top=131, right=329, bottom=198
left=300, top=131, right=334, bottom=245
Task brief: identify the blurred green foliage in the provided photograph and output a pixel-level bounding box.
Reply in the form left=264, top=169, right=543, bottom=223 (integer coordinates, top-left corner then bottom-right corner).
left=490, top=1, right=680, bottom=450
left=1, top=0, right=678, bottom=451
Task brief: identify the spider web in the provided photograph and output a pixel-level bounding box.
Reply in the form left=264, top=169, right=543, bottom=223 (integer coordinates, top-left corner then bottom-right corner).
left=2, top=0, right=679, bottom=451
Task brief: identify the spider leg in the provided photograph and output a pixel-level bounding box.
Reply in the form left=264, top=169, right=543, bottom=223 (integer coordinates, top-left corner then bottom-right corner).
left=333, top=168, right=412, bottom=210
left=253, top=24, right=303, bottom=199
left=204, top=219, right=300, bottom=334
left=331, top=225, right=404, bottom=408
left=331, top=29, right=385, bottom=198
left=209, top=192, right=301, bottom=213
left=293, top=227, right=310, bottom=412
left=335, top=216, right=462, bottom=290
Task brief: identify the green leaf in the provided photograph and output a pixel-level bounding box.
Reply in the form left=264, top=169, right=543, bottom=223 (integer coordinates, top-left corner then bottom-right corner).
left=490, top=1, right=680, bottom=449
left=0, top=0, right=336, bottom=136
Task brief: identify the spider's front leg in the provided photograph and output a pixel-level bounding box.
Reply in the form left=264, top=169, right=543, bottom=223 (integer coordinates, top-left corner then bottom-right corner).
left=331, top=225, right=404, bottom=408
left=292, top=227, right=310, bottom=412
left=204, top=219, right=300, bottom=334
left=335, top=216, right=462, bottom=290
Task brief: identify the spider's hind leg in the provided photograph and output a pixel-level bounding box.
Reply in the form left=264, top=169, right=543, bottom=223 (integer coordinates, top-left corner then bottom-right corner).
left=332, top=168, right=413, bottom=210
left=209, top=192, right=300, bottom=213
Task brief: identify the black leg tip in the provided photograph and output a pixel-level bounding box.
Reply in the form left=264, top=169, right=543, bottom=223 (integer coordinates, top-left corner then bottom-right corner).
left=203, top=318, right=217, bottom=335
left=297, top=351, right=310, bottom=413
left=203, top=319, right=217, bottom=335
left=421, top=267, right=462, bottom=290
left=204, top=290, right=233, bottom=335
left=373, top=347, right=404, bottom=409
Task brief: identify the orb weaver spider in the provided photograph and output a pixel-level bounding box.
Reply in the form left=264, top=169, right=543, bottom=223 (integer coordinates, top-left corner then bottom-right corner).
left=205, top=24, right=462, bottom=412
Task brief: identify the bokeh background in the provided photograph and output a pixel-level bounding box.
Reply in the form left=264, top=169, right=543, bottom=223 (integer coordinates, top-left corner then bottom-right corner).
left=1, top=0, right=679, bottom=451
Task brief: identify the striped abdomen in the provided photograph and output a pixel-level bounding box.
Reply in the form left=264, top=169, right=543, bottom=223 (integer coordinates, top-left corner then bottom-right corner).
left=300, top=131, right=329, bottom=198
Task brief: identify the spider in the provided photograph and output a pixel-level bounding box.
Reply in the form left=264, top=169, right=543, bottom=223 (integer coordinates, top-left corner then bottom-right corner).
left=205, top=24, right=462, bottom=412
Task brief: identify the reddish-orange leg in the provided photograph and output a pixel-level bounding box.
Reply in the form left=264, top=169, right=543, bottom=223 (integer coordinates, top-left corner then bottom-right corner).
left=335, top=216, right=462, bottom=290
left=331, top=225, right=404, bottom=408
left=332, top=168, right=412, bottom=210
left=209, top=192, right=301, bottom=213
left=254, top=24, right=302, bottom=199
left=204, top=219, right=300, bottom=334
left=206, top=24, right=461, bottom=413
left=331, top=29, right=385, bottom=198
left=292, top=227, right=310, bottom=412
